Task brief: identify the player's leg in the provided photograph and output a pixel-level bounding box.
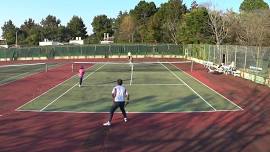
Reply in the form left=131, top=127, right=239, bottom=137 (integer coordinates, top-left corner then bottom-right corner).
left=79, top=77, right=83, bottom=87
left=104, top=102, right=119, bottom=126
left=119, top=102, right=127, bottom=122
left=109, top=102, right=119, bottom=122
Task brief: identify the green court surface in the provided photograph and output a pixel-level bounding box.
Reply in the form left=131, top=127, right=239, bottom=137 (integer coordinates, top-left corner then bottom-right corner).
left=0, top=63, right=58, bottom=86
left=17, top=63, right=243, bottom=113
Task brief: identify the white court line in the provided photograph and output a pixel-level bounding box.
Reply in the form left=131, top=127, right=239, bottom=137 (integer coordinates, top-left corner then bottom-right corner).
left=132, top=83, right=185, bottom=86
left=74, top=61, right=192, bottom=65
left=130, top=64, right=134, bottom=86
left=16, top=109, right=41, bottom=112
left=170, top=64, right=244, bottom=110
left=40, top=64, right=106, bottom=111
left=160, top=63, right=217, bottom=111
left=16, top=109, right=243, bottom=114
left=15, top=64, right=98, bottom=111
left=82, top=83, right=185, bottom=87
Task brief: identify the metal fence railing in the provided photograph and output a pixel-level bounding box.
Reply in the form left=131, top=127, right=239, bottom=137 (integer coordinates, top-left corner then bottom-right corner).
left=184, top=44, right=270, bottom=85
left=0, top=44, right=183, bottom=60
left=0, top=43, right=269, bottom=85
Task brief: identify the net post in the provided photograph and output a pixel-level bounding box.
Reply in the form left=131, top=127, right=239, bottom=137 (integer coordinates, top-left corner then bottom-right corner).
left=45, top=63, right=48, bottom=72
left=72, top=63, right=74, bottom=72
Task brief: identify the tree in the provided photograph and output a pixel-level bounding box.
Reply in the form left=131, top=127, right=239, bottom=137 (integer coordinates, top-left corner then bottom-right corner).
left=67, top=16, right=87, bottom=39
left=237, top=10, right=270, bottom=46
left=208, top=10, right=229, bottom=45
left=147, top=14, right=163, bottom=43
left=25, top=26, right=42, bottom=46
left=57, top=25, right=71, bottom=42
left=222, top=10, right=240, bottom=45
left=40, top=15, right=61, bottom=41
left=130, top=1, right=157, bottom=25
left=113, top=11, right=129, bottom=42
left=130, top=1, right=157, bottom=42
left=1, top=20, right=17, bottom=45
left=178, top=7, right=212, bottom=44
left=154, top=0, right=187, bottom=44
left=84, top=34, right=99, bottom=44
left=240, top=0, right=269, bottom=12
left=91, top=15, right=113, bottom=41
left=20, top=18, right=42, bottom=45
left=144, top=16, right=160, bottom=43
left=118, top=15, right=136, bottom=42
left=191, top=1, right=199, bottom=10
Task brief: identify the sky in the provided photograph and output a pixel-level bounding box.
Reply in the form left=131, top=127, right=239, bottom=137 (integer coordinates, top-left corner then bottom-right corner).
left=0, top=0, right=269, bottom=37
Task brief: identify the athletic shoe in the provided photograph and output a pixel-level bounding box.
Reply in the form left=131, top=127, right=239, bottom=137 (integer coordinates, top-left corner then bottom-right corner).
left=124, top=118, right=128, bottom=123
left=79, top=84, right=81, bottom=87
left=103, top=121, right=111, bottom=126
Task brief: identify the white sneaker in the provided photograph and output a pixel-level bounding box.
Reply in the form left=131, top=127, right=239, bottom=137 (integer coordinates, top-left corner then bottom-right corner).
left=103, top=121, right=111, bottom=126
left=124, top=118, right=128, bottom=123
left=79, top=84, right=81, bottom=87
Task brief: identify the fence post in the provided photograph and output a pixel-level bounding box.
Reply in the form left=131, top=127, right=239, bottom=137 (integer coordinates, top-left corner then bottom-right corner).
left=244, top=46, right=247, bottom=71
left=255, top=46, right=261, bottom=83
left=226, top=45, right=228, bottom=65
left=109, top=45, right=111, bottom=58
left=123, top=45, right=126, bottom=58
left=219, top=45, right=222, bottom=64
left=213, top=45, right=216, bottom=63
left=80, top=46, right=83, bottom=57
left=234, top=45, right=237, bottom=67
left=94, top=45, right=96, bottom=58
left=208, top=45, right=210, bottom=62
left=203, top=44, right=206, bottom=60
left=256, top=46, right=260, bottom=69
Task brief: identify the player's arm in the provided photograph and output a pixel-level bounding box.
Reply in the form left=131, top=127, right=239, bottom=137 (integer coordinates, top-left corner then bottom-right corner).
left=125, top=94, right=130, bottom=106
left=126, top=94, right=130, bottom=101
left=125, top=89, right=129, bottom=101
left=112, top=88, right=116, bottom=102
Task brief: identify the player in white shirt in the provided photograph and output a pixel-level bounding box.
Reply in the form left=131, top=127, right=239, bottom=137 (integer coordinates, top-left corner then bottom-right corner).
left=103, top=79, right=130, bottom=126
left=128, top=51, right=131, bottom=60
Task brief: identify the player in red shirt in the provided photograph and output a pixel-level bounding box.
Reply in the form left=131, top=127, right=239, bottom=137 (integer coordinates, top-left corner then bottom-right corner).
left=78, top=66, right=85, bottom=87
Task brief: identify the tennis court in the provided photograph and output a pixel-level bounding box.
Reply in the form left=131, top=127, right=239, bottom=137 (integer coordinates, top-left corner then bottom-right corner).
left=0, top=63, right=58, bottom=86
left=17, top=61, right=243, bottom=113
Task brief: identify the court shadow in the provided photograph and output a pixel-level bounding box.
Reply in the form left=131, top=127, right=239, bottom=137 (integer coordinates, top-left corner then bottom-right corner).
left=83, top=126, right=112, bottom=151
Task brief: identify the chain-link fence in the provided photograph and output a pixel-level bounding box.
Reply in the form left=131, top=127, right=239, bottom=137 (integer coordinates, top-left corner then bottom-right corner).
left=0, top=43, right=269, bottom=85
left=0, top=44, right=183, bottom=60
left=184, top=44, right=270, bottom=85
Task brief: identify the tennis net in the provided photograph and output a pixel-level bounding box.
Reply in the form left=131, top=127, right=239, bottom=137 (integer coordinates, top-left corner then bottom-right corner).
left=71, top=61, right=193, bottom=73
left=0, top=63, right=48, bottom=76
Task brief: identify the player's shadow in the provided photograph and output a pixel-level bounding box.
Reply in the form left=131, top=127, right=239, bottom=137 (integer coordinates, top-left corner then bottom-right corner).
left=83, top=126, right=112, bottom=151
left=47, top=98, right=112, bottom=112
